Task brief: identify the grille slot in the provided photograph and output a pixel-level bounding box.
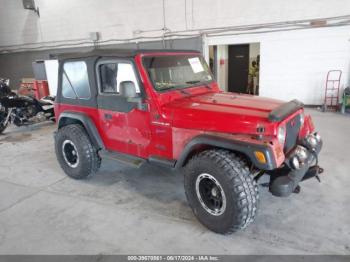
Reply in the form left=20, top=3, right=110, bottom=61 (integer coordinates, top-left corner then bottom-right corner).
left=284, top=114, right=301, bottom=153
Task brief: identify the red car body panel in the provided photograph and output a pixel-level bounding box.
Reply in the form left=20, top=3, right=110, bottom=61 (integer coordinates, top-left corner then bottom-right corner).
left=55, top=51, right=315, bottom=169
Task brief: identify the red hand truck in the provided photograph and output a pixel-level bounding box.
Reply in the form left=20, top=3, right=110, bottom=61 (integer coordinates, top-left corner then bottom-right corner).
left=322, top=70, right=342, bottom=112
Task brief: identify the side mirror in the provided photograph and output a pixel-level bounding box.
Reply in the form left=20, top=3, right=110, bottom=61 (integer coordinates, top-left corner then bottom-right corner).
left=119, top=81, right=147, bottom=111
left=120, top=81, right=137, bottom=98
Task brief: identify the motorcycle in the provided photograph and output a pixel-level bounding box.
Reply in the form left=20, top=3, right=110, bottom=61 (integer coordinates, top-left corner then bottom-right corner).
left=0, top=78, right=55, bottom=134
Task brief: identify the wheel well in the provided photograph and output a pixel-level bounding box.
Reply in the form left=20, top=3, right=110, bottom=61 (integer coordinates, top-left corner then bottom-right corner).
left=57, top=113, right=105, bottom=150
left=181, top=145, right=252, bottom=168
left=58, top=117, right=84, bottom=129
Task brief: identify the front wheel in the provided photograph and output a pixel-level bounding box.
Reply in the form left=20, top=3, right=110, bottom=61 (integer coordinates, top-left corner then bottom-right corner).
left=184, top=149, right=259, bottom=234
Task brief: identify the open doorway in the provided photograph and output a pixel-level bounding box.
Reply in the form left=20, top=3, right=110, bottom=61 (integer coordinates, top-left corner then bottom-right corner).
left=228, top=44, right=249, bottom=93
left=209, top=45, right=217, bottom=80
left=211, top=43, right=260, bottom=95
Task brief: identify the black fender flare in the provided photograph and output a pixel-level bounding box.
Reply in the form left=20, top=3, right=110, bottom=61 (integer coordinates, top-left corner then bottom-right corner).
left=175, top=134, right=277, bottom=170
left=57, top=111, right=105, bottom=149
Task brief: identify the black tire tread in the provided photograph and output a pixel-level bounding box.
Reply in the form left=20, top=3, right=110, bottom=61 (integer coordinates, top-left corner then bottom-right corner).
left=185, top=149, right=259, bottom=234
left=0, top=124, right=7, bottom=134
left=0, top=109, right=8, bottom=134
left=55, top=124, right=101, bottom=179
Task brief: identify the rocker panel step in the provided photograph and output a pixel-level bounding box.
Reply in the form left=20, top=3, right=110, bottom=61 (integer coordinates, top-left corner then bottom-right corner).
left=99, top=150, right=146, bottom=168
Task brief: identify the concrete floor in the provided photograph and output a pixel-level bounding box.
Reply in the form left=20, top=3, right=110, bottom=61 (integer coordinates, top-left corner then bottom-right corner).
left=0, top=109, right=349, bottom=255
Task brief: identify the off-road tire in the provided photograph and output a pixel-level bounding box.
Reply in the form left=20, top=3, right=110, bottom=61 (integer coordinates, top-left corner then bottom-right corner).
left=0, top=123, right=7, bottom=134
left=55, top=124, right=101, bottom=179
left=0, top=110, right=8, bottom=134
left=184, top=149, right=259, bottom=234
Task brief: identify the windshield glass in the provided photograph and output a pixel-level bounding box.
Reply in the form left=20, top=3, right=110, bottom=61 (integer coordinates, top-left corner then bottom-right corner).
left=143, top=55, right=213, bottom=91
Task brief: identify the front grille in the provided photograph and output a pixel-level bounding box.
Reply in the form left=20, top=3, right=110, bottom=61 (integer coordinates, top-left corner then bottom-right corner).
left=284, top=114, right=301, bottom=153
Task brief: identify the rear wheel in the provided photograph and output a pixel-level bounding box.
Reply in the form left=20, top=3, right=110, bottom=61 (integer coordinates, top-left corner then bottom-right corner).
left=184, top=149, right=259, bottom=234
left=55, top=124, right=101, bottom=179
left=0, top=122, right=7, bottom=134
left=0, top=107, right=8, bottom=134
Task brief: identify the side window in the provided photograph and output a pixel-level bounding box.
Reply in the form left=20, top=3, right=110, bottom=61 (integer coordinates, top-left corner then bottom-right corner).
left=99, top=62, right=140, bottom=94
left=62, top=61, right=91, bottom=99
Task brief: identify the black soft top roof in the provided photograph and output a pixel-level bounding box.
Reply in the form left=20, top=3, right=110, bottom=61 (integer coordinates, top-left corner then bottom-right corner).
left=52, top=49, right=200, bottom=60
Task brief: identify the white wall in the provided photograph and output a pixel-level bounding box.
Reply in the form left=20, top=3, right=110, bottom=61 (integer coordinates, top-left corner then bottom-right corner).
left=206, top=26, right=350, bottom=105
left=44, top=60, right=58, bottom=95
left=1, top=0, right=350, bottom=49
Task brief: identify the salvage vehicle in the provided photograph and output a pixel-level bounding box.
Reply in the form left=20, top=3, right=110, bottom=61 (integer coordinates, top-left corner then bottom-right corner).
left=0, top=78, right=55, bottom=134
left=54, top=49, right=323, bottom=234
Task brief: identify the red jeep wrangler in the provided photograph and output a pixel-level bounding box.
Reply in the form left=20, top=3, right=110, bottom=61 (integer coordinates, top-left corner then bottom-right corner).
left=54, top=49, right=323, bottom=234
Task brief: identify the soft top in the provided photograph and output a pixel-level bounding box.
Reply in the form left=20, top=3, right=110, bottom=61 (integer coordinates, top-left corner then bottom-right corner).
left=51, top=48, right=200, bottom=60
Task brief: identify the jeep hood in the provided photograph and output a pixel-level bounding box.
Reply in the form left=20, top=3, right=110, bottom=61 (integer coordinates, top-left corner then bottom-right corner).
left=163, top=92, right=286, bottom=134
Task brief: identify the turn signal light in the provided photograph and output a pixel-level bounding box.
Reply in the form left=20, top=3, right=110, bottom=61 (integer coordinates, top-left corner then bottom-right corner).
left=254, top=151, right=266, bottom=164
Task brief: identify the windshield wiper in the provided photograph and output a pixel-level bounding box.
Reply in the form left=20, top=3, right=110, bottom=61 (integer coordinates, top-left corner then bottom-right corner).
left=179, top=89, right=191, bottom=96
left=185, top=80, right=200, bottom=84
left=204, top=84, right=212, bottom=90
left=158, top=85, right=178, bottom=91
left=186, top=80, right=212, bottom=90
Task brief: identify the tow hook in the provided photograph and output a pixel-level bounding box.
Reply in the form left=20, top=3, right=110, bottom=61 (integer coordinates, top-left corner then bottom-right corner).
left=302, top=165, right=324, bottom=182
left=315, top=167, right=324, bottom=182
left=293, top=166, right=323, bottom=194
left=293, top=185, right=301, bottom=194
left=309, top=149, right=323, bottom=182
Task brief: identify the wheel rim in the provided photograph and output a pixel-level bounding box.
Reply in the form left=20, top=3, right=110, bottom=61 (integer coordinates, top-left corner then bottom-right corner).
left=195, top=173, right=226, bottom=216
left=62, top=140, right=79, bottom=168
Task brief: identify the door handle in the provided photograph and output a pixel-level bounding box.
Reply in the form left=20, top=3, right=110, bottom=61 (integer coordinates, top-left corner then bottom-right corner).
left=104, top=113, right=112, bottom=120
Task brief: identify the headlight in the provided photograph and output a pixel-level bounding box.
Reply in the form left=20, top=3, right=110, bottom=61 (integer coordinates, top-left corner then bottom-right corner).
left=314, top=132, right=321, bottom=142
left=306, top=135, right=317, bottom=148
left=290, top=146, right=308, bottom=169
left=277, top=125, right=286, bottom=145
left=291, top=156, right=300, bottom=170
left=295, top=145, right=308, bottom=162
left=300, top=112, right=305, bottom=126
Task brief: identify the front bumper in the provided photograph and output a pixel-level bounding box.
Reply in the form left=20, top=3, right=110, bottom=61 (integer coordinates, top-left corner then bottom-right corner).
left=269, top=133, right=323, bottom=197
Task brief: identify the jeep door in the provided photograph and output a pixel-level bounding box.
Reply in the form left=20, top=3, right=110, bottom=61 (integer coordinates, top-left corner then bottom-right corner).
left=96, top=58, right=151, bottom=157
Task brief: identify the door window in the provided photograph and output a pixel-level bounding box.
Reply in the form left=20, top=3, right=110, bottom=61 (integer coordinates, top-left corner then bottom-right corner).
left=99, top=62, right=140, bottom=94
left=62, top=61, right=91, bottom=99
